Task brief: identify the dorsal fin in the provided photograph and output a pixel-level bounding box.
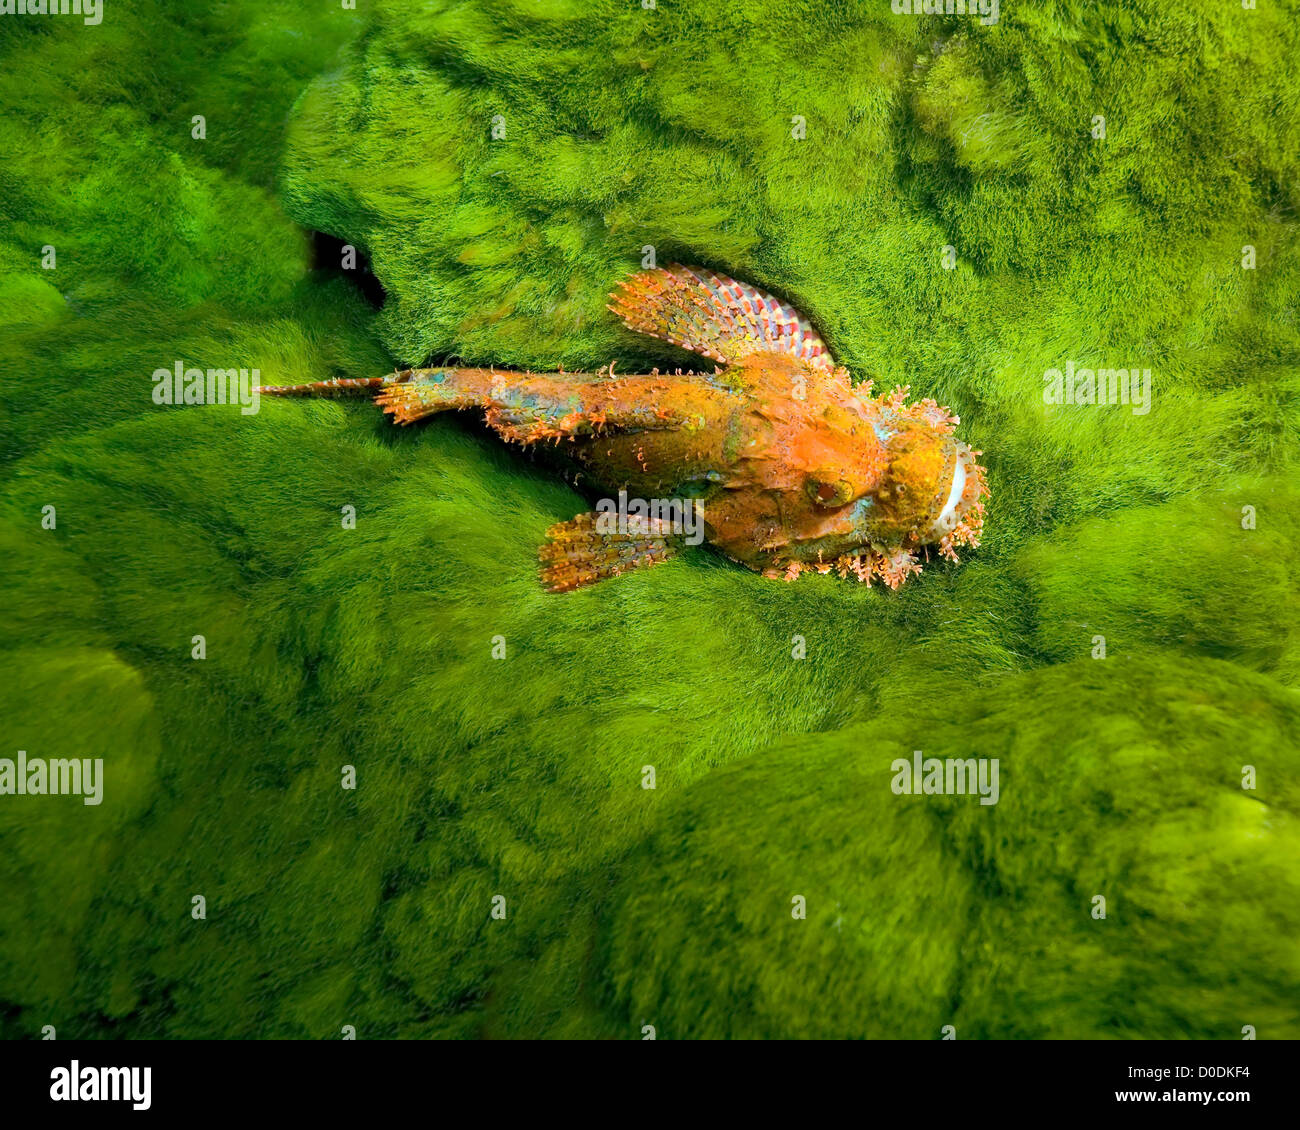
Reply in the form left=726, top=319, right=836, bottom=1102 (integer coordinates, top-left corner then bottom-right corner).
left=608, top=265, right=835, bottom=374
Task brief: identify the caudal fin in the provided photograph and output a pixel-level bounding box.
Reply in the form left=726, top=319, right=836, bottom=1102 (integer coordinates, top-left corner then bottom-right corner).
left=254, top=376, right=390, bottom=396
left=255, top=368, right=490, bottom=426
left=257, top=365, right=716, bottom=437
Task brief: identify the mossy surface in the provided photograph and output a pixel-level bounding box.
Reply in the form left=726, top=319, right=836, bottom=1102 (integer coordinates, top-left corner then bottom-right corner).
left=2, top=0, right=1298, bottom=1039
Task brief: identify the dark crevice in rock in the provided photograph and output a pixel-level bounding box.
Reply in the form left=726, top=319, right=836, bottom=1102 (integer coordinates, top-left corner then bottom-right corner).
left=311, top=231, right=387, bottom=309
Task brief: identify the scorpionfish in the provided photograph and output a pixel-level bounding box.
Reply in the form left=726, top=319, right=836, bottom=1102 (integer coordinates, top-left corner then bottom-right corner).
left=259, top=265, right=988, bottom=592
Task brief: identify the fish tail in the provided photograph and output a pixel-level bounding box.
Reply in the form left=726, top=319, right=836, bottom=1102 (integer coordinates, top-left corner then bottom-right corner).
left=258, top=366, right=508, bottom=424
left=262, top=364, right=690, bottom=441
left=254, top=376, right=390, bottom=396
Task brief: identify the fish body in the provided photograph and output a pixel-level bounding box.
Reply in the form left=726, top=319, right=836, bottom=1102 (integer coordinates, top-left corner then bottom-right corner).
left=259, top=266, right=988, bottom=591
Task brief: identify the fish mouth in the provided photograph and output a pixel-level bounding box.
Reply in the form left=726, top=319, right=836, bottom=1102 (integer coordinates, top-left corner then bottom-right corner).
left=926, top=441, right=988, bottom=550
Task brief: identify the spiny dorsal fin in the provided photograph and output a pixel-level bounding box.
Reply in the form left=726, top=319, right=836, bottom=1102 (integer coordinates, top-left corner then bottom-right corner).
left=608, top=265, right=835, bottom=374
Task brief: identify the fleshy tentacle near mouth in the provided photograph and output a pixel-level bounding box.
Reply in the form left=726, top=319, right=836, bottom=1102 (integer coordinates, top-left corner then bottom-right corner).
left=931, top=442, right=989, bottom=563
left=827, top=546, right=922, bottom=589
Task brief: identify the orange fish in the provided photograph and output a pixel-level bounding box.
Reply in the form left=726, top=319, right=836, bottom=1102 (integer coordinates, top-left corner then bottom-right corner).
left=258, top=265, right=988, bottom=591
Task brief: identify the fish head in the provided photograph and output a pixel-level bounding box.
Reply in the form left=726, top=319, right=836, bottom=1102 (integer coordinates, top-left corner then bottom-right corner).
left=860, top=418, right=987, bottom=549
left=792, top=391, right=988, bottom=566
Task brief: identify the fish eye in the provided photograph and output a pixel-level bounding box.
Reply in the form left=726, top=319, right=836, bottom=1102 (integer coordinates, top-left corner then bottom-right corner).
left=806, top=477, right=855, bottom=507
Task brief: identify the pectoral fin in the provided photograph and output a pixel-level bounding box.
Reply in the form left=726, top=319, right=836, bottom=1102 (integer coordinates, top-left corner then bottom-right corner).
left=538, top=512, right=677, bottom=592
left=609, top=264, right=835, bottom=374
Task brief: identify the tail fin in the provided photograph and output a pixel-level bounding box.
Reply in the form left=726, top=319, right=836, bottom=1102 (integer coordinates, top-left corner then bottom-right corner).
left=255, top=368, right=495, bottom=426
left=257, top=365, right=715, bottom=438
left=254, top=376, right=389, bottom=396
